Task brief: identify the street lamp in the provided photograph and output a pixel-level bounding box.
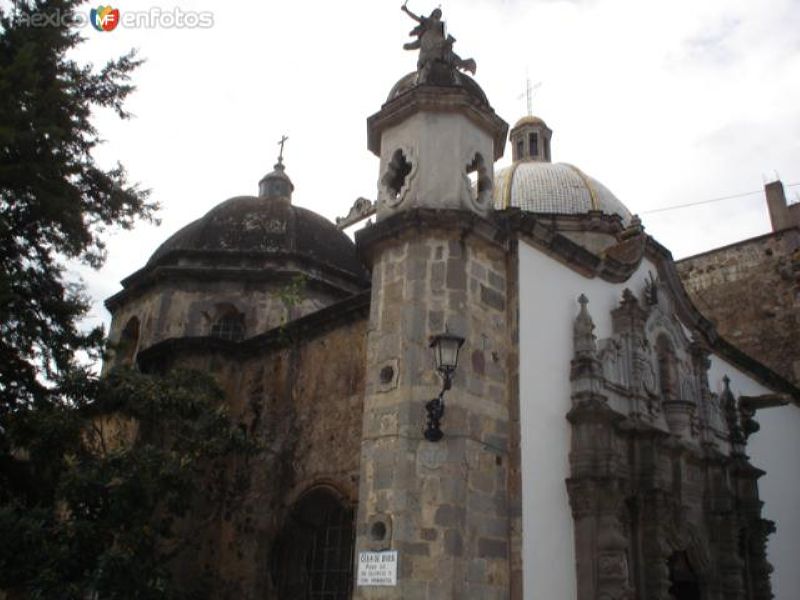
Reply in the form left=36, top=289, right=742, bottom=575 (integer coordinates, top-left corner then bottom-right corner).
left=424, top=332, right=465, bottom=442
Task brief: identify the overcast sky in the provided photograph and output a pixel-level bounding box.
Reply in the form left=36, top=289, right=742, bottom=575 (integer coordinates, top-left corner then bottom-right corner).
left=62, top=0, right=800, bottom=331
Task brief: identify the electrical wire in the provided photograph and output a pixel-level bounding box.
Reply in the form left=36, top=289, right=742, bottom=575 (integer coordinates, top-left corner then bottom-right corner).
left=642, top=182, right=800, bottom=215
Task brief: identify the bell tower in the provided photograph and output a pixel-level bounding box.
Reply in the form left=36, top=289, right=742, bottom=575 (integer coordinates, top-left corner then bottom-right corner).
left=353, top=7, right=515, bottom=599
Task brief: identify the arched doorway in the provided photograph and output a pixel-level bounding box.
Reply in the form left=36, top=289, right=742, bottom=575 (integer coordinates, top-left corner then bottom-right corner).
left=668, top=551, right=701, bottom=600
left=271, top=487, right=355, bottom=599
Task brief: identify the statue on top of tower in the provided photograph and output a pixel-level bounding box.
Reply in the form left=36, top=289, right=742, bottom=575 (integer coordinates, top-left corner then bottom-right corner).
left=401, top=2, right=476, bottom=84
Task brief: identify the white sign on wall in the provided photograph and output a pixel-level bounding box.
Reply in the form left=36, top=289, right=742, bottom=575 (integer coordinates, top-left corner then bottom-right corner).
left=357, top=550, right=398, bottom=586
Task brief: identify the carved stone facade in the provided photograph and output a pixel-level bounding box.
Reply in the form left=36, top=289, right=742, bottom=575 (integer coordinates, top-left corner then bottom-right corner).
left=568, top=279, right=775, bottom=600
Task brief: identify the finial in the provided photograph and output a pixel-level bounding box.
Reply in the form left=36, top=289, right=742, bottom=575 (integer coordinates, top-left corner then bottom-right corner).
left=574, top=293, right=596, bottom=355
left=276, top=134, right=288, bottom=168
left=644, top=271, right=658, bottom=305
left=258, top=135, right=294, bottom=200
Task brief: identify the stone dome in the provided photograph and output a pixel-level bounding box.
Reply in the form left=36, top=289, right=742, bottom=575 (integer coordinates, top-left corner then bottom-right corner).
left=512, top=115, right=547, bottom=129
left=493, top=161, right=633, bottom=225
left=386, top=71, right=489, bottom=106
left=147, top=196, right=368, bottom=280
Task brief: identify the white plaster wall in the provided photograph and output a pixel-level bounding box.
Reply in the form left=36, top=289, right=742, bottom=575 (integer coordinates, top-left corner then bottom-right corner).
left=517, top=241, right=657, bottom=600
left=709, top=356, right=800, bottom=600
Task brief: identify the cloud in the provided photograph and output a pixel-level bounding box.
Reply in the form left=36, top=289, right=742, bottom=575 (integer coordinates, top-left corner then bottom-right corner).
left=61, top=0, right=799, bottom=332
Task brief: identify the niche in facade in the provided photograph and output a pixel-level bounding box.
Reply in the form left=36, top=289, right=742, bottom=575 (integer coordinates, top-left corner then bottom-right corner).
left=656, top=334, right=679, bottom=402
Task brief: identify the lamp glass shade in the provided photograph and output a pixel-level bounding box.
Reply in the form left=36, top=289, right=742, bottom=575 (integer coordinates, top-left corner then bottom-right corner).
left=431, top=333, right=465, bottom=372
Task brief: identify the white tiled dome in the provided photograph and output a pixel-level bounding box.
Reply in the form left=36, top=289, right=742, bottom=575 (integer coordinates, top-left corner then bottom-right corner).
left=493, top=161, right=632, bottom=225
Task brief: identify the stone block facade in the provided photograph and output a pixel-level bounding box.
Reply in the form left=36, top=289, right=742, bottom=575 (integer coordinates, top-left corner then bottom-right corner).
left=354, top=211, right=516, bottom=599
left=677, top=228, right=800, bottom=386
left=137, top=310, right=368, bottom=599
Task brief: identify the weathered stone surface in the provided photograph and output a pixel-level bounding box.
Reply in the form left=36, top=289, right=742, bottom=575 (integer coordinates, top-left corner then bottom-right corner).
left=480, top=284, right=506, bottom=311
left=355, top=214, right=513, bottom=599
left=677, top=229, right=800, bottom=386
left=478, top=538, right=508, bottom=559
left=137, top=314, right=368, bottom=599
left=444, top=529, right=465, bottom=556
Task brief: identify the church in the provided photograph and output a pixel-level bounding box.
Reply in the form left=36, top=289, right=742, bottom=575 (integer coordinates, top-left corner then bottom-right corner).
left=103, top=8, right=800, bottom=599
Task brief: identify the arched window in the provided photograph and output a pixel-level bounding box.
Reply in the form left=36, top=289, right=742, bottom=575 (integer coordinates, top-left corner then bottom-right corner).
left=271, top=487, right=355, bottom=599
left=528, top=132, right=539, bottom=157
left=210, top=309, right=244, bottom=342
left=117, top=316, right=140, bottom=367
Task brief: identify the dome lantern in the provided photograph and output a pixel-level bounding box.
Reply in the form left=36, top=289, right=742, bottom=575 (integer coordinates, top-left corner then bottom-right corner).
left=510, top=115, right=552, bottom=163
left=258, top=135, right=294, bottom=202
left=494, top=115, right=632, bottom=225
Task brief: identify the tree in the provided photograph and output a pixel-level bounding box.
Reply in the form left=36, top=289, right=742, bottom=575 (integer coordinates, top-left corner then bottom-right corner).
left=1, top=368, right=250, bottom=599
left=0, top=2, right=251, bottom=597
left=0, top=0, right=155, bottom=413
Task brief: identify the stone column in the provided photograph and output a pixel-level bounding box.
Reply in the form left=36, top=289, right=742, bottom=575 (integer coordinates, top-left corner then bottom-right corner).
left=353, top=212, right=512, bottom=599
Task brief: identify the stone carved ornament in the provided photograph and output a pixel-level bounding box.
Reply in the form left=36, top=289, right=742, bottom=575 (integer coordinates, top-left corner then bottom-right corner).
left=591, top=279, right=710, bottom=434
left=570, top=290, right=774, bottom=600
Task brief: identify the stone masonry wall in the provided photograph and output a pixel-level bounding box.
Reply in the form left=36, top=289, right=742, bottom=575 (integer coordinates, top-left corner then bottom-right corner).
left=154, top=317, right=367, bottom=599
left=355, top=219, right=514, bottom=599
left=677, top=229, right=800, bottom=386
left=107, top=278, right=340, bottom=359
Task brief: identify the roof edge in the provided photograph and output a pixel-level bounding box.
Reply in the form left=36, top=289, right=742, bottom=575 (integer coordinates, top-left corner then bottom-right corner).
left=105, top=255, right=370, bottom=312
left=135, top=290, right=371, bottom=370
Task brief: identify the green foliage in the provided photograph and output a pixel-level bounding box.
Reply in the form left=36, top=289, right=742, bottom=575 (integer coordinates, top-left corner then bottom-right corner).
left=276, top=274, right=307, bottom=323
left=1, top=368, right=253, bottom=599
left=0, top=0, right=157, bottom=414
left=0, top=2, right=252, bottom=597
